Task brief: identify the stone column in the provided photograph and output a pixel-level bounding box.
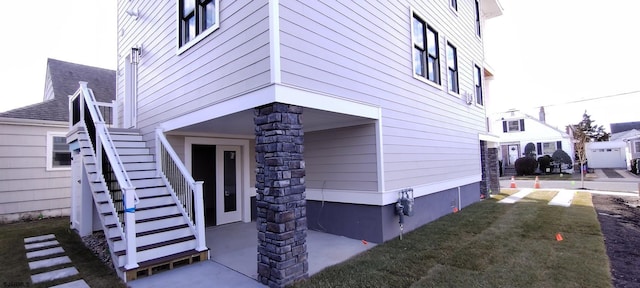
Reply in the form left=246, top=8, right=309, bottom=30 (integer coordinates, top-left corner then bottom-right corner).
left=488, top=148, right=500, bottom=195
left=254, top=103, right=308, bottom=287
left=480, top=141, right=489, bottom=197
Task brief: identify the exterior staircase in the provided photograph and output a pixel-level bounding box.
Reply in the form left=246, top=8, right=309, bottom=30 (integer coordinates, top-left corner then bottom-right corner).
left=76, top=128, right=208, bottom=281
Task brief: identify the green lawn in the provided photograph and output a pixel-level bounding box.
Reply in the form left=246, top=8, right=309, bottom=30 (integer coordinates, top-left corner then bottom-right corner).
left=0, top=217, right=125, bottom=288
left=295, top=191, right=612, bottom=288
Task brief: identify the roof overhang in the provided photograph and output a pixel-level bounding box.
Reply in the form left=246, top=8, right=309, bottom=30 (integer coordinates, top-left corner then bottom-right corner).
left=482, top=0, right=504, bottom=20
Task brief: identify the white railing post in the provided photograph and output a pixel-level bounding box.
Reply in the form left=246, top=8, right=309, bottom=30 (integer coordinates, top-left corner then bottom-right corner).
left=123, top=187, right=139, bottom=269
left=194, top=181, right=207, bottom=252
left=155, top=128, right=163, bottom=177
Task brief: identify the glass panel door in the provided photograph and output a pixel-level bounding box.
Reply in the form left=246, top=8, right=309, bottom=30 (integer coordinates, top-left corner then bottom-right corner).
left=216, top=146, right=242, bottom=224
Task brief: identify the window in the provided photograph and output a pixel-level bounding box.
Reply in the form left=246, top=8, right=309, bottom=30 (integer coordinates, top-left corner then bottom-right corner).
left=178, top=0, right=220, bottom=48
left=474, top=65, right=483, bottom=105
left=447, top=42, right=458, bottom=93
left=475, top=0, right=481, bottom=37
left=503, top=119, right=525, bottom=132
left=450, top=0, right=458, bottom=11
left=542, top=142, right=556, bottom=155
left=635, top=141, right=640, bottom=153
left=412, top=14, right=440, bottom=84
left=47, top=132, right=71, bottom=170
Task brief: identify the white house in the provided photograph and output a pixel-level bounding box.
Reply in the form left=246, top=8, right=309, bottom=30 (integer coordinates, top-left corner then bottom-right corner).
left=67, top=1, right=503, bottom=286
left=494, top=107, right=574, bottom=172
left=0, top=59, right=115, bottom=223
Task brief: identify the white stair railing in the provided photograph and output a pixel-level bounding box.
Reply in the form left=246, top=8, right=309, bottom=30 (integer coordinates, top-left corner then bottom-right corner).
left=155, top=128, right=207, bottom=252
left=69, top=81, right=140, bottom=270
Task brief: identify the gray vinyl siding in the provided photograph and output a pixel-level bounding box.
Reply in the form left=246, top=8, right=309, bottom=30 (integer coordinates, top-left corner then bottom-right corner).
left=0, top=121, right=71, bottom=222
left=305, top=124, right=378, bottom=191
left=279, top=1, right=485, bottom=190
left=116, top=0, right=272, bottom=140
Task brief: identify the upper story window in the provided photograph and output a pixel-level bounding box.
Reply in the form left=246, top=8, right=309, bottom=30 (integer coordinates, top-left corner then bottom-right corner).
left=47, top=132, right=71, bottom=171
left=475, top=0, right=481, bottom=37
left=450, top=0, right=458, bottom=11
left=178, top=0, right=220, bottom=50
left=635, top=141, right=640, bottom=153
left=502, top=119, right=525, bottom=133
left=412, top=14, right=440, bottom=84
left=447, top=42, right=458, bottom=94
left=474, top=64, right=483, bottom=105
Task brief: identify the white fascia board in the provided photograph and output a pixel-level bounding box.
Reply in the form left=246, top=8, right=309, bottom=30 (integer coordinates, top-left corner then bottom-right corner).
left=307, top=174, right=481, bottom=206
left=274, top=84, right=380, bottom=119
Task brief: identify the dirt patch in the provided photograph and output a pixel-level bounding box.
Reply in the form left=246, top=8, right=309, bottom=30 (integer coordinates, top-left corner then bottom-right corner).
left=592, top=194, right=640, bottom=288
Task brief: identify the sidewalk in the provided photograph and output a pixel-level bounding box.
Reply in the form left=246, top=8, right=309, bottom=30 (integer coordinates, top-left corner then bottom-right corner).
left=500, top=178, right=640, bottom=195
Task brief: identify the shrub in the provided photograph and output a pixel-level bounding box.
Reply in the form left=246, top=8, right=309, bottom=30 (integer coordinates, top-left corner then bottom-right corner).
left=524, top=143, right=536, bottom=158
left=515, top=157, right=537, bottom=176
left=552, top=149, right=572, bottom=166
left=538, top=155, right=553, bottom=174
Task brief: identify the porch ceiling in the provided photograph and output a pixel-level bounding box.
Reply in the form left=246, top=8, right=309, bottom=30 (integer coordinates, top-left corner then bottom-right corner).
left=176, top=107, right=373, bottom=135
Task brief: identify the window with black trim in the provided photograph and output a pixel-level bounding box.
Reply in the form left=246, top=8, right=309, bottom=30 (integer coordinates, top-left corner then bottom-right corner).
left=447, top=42, right=458, bottom=93
left=475, top=0, right=481, bottom=37
left=179, top=0, right=219, bottom=48
left=474, top=64, right=483, bottom=105
left=502, top=119, right=525, bottom=132
left=635, top=141, right=640, bottom=153
left=450, top=0, right=458, bottom=11
left=412, top=14, right=440, bottom=84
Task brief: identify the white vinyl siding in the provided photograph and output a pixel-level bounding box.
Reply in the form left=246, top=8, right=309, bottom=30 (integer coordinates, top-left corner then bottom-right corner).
left=117, top=0, right=271, bottom=139
left=305, top=124, right=378, bottom=191
left=278, top=1, right=486, bottom=190
left=0, top=121, right=71, bottom=222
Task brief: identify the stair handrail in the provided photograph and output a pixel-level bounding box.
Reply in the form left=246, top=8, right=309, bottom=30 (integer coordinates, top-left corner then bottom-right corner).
left=155, top=128, right=207, bottom=252
left=74, top=81, right=140, bottom=269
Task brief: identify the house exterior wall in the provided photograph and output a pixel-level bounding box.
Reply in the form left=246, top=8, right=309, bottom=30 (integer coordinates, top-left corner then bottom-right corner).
left=0, top=119, right=71, bottom=223
left=116, top=0, right=272, bottom=140
left=278, top=1, right=487, bottom=191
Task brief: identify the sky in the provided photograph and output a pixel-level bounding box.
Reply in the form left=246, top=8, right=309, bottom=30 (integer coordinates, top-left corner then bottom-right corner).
left=484, top=0, right=640, bottom=132
left=0, top=1, right=638, bottom=133
left=0, top=0, right=116, bottom=113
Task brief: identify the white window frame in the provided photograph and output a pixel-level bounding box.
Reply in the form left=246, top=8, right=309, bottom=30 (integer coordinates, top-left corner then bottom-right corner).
left=46, top=132, right=71, bottom=171
left=450, top=0, right=458, bottom=14
left=542, top=142, right=557, bottom=155
left=176, top=0, right=221, bottom=55
left=507, top=120, right=521, bottom=132
left=411, top=8, right=442, bottom=89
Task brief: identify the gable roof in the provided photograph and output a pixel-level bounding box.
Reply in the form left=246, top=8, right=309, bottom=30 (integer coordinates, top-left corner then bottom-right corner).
left=0, top=58, right=116, bottom=122
left=496, top=109, right=570, bottom=137
left=610, top=121, right=640, bottom=134
left=610, top=128, right=640, bottom=141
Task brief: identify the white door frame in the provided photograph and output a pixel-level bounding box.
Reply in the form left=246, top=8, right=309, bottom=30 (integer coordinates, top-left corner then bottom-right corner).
left=185, top=137, right=251, bottom=223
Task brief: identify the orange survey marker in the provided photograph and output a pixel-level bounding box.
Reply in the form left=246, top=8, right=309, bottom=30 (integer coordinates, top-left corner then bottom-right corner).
left=556, top=233, right=563, bottom=241
left=510, top=176, right=517, bottom=188
left=534, top=176, right=541, bottom=189
left=453, top=207, right=459, bottom=213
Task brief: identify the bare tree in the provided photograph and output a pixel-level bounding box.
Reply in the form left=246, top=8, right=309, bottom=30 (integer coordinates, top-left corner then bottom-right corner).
left=569, top=126, right=588, bottom=189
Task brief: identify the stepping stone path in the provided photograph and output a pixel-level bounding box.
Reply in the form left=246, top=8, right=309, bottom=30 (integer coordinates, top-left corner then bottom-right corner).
left=24, top=234, right=90, bottom=287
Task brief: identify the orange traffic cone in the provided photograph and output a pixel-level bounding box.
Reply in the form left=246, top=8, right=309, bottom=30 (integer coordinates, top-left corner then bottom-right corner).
left=555, top=233, right=563, bottom=241
left=510, top=176, right=517, bottom=188
left=534, top=176, right=541, bottom=189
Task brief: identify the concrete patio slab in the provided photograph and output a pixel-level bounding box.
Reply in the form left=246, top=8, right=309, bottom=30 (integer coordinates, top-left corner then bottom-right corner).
left=25, top=240, right=59, bottom=250
left=49, top=279, right=91, bottom=288
left=499, top=188, right=533, bottom=204
left=24, top=234, right=55, bottom=244
left=31, top=267, right=78, bottom=284
left=28, top=256, right=72, bottom=270
left=549, top=190, right=575, bottom=207
left=26, top=246, right=65, bottom=259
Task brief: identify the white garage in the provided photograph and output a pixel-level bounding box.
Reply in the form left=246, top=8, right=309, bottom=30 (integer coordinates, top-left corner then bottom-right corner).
left=586, top=141, right=627, bottom=168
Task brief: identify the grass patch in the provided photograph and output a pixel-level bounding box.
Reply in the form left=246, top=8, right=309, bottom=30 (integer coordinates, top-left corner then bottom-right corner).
left=295, top=191, right=611, bottom=288
left=0, top=217, right=125, bottom=288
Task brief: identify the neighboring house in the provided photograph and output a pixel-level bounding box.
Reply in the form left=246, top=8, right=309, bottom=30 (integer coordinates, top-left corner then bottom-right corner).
left=606, top=122, right=640, bottom=170
left=67, top=1, right=503, bottom=285
left=0, top=59, right=115, bottom=223
left=494, top=107, right=574, bottom=172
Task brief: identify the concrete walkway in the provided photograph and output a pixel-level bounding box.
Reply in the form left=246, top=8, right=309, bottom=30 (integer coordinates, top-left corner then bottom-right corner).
left=24, top=234, right=90, bottom=287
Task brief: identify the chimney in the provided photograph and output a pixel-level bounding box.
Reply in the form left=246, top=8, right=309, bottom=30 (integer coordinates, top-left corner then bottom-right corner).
left=539, top=106, right=546, bottom=123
